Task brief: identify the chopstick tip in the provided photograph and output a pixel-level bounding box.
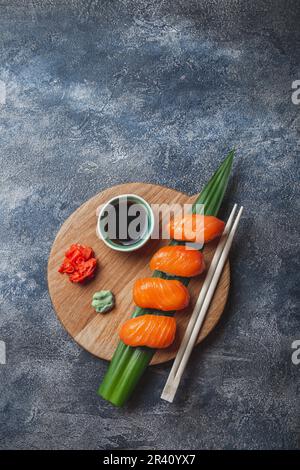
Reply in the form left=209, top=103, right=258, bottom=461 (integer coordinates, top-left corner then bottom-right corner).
left=161, top=384, right=177, bottom=403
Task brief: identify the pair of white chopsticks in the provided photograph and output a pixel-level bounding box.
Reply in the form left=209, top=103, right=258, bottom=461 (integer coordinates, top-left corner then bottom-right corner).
left=161, top=204, right=244, bottom=403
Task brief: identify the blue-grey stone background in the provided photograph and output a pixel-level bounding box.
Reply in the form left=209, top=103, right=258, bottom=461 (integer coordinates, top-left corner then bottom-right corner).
left=0, top=0, right=299, bottom=450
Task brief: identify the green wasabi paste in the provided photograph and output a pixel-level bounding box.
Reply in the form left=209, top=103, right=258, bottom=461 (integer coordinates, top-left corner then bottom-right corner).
left=91, top=290, right=115, bottom=313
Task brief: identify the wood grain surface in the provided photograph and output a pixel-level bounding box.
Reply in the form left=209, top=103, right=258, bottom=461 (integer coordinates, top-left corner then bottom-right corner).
left=47, top=183, right=230, bottom=365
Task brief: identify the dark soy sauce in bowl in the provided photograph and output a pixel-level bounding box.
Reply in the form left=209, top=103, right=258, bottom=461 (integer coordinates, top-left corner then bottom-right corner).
left=101, top=197, right=149, bottom=247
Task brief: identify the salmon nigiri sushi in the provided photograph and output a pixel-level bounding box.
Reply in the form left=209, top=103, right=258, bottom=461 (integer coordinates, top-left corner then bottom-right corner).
left=150, top=245, right=205, bottom=277
left=133, top=277, right=190, bottom=311
left=167, top=214, right=225, bottom=243
left=120, top=314, right=176, bottom=348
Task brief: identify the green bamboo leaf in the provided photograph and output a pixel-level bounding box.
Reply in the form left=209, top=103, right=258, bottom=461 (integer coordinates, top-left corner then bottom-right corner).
left=98, top=150, right=235, bottom=406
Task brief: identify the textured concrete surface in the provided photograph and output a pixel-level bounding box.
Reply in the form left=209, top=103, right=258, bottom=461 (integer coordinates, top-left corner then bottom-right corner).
left=0, top=0, right=299, bottom=450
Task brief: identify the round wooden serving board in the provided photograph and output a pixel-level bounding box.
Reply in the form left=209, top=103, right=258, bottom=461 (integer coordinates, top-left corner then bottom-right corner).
left=48, top=183, right=230, bottom=365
